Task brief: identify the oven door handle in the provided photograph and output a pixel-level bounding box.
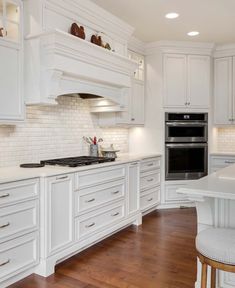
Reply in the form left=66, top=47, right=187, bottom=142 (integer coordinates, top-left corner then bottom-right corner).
left=166, top=143, right=208, bottom=148
left=166, top=122, right=207, bottom=127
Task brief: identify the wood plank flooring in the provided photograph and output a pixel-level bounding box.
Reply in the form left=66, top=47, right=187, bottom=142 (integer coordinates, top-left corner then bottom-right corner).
left=10, top=208, right=197, bottom=288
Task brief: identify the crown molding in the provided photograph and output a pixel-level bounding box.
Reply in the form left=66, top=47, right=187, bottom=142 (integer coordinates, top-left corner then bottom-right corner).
left=214, top=43, right=235, bottom=58
left=145, top=40, right=215, bottom=56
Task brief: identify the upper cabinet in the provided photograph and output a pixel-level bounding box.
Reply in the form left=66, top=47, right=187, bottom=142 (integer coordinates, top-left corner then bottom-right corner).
left=214, top=57, right=234, bottom=125
left=163, top=54, right=210, bottom=109
left=0, top=0, right=24, bottom=123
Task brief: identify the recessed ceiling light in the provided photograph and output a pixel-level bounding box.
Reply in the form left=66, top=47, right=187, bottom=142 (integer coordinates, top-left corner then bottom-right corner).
left=187, top=31, right=200, bottom=36
left=165, top=13, right=179, bottom=19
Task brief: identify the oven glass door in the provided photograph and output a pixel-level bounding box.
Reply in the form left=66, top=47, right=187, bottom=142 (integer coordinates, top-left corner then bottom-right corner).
left=165, top=143, right=208, bottom=180
left=165, top=122, right=208, bottom=142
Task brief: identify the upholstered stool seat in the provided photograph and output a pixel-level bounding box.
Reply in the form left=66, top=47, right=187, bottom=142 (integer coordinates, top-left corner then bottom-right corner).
left=196, top=228, right=235, bottom=265
left=196, top=228, right=235, bottom=288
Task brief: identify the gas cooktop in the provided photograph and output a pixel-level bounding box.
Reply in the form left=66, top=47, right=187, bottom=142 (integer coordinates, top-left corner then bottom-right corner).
left=41, top=156, right=115, bottom=168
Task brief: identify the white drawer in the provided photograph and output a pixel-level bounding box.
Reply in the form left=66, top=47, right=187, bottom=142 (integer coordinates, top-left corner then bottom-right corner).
left=75, top=201, right=125, bottom=239
left=0, top=201, right=38, bottom=242
left=211, top=156, right=235, bottom=169
left=0, top=232, right=38, bottom=282
left=0, top=179, right=39, bottom=207
left=165, top=184, right=189, bottom=202
left=140, top=187, right=160, bottom=211
left=140, top=157, right=161, bottom=172
left=75, top=165, right=125, bottom=189
left=140, top=170, right=160, bottom=190
left=75, top=180, right=125, bottom=214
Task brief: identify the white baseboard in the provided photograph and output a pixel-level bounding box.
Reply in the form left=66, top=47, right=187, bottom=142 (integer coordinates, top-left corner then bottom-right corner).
left=157, top=202, right=195, bottom=209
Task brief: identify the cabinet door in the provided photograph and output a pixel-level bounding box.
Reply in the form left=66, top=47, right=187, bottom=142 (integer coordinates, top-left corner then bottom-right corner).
left=128, top=162, right=140, bottom=216
left=187, top=55, right=210, bottom=108
left=163, top=54, right=187, bottom=107
left=214, top=57, right=233, bottom=125
left=47, top=174, right=74, bottom=255
left=130, top=80, right=145, bottom=125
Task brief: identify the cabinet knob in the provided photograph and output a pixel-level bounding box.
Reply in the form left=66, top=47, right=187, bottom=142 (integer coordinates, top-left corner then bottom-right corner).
left=131, top=118, right=135, bottom=121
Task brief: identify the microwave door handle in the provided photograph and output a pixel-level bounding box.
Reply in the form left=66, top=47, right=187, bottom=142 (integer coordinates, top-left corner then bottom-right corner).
left=166, top=143, right=208, bottom=148
left=166, top=122, right=207, bottom=127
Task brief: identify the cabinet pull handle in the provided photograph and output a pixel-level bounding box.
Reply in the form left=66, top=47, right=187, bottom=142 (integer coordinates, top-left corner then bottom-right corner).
left=229, top=119, right=233, bottom=122
left=0, top=193, right=10, bottom=199
left=111, top=212, right=120, bottom=217
left=56, top=176, right=69, bottom=180
left=185, top=102, right=187, bottom=106
left=85, top=222, right=95, bottom=228
left=131, top=118, right=135, bottom=121
left=85, top=198, right=95, bottom=203
left=147, top=163, right=154, bottom=167
left=112, top=191, right=119, bottom=195
left=147, top=178, right=154, bottom=182
left=225, top=161, right=235, bottom=164
left=0, top=222, right=10, bottom=229
left=148, top=198, right=153, bottom=202
left=0, top=259, right=10, bottom=267
left=131, top=162, right=138, bottom=166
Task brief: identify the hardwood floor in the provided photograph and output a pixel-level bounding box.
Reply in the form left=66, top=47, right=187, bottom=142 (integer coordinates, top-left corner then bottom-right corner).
left=10, top=208, right=197, bottom=288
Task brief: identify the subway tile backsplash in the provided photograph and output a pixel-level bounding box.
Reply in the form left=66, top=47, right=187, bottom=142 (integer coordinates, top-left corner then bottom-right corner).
left=0, top=96, right=129, bottom=167
left=217, top=128, right=235, bottom=152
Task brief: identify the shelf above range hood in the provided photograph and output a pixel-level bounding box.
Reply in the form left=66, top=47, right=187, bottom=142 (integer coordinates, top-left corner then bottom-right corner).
left=25, top=29, right=138, bottom=109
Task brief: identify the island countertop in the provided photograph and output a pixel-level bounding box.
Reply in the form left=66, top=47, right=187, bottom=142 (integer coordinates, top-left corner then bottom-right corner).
left=177, top=164, right=235, bottom=200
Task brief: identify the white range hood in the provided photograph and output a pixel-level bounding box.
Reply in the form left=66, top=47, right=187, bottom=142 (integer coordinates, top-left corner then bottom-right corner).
left=25, top=29, right=138, bottom=109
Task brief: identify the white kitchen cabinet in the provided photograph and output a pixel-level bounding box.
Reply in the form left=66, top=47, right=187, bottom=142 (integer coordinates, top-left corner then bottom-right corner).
left=0, top=0, right=24, bottom=123
left=164, top=182, right=190, bottom=203
left=214, top=57, right=234, bottom=125
left=163, top=54, right=210, bottom=109
left=127, top=162, right=140, bottom=216
left=210, top=155, right=235, bottom=173
left=46, top=174, right=74, bottom=255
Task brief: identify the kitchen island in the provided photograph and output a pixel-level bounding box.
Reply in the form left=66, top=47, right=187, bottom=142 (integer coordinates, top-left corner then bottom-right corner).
left=178, top=164, right=235, bottom=288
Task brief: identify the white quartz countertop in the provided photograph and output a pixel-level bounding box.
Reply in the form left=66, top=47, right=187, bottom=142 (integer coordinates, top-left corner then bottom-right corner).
left=178, top=164, right=235, bottom=200
left=0, top=153, right=161, bottom=184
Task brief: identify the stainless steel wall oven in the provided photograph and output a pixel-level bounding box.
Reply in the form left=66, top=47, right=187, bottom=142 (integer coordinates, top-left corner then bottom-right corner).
left=165, top=113, right=208, bottom=181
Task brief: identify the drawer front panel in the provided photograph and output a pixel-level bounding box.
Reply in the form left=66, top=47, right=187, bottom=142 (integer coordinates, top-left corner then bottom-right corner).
left=140, top=170, right=160, bottom=190
left=0, top=233, right=38, bottom=281
left=76, top=202, right=125, bottom=239
left=165, top=184, right=189, bottom=202
left=0, top=201, right=38, bottom=241
left=76, top=180, right=125, bottom=214
left=76, top=165, right=125, bottom=189
left=0, top=179, right=39, bottom=206
left=140, top=158, right=161, bottom=172
left=211, top=156, right=235, bottom=169
left=140, top=187, right=160, bottom=211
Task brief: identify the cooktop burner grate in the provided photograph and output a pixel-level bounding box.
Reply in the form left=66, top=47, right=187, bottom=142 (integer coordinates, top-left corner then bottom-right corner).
left=41, top=156, right=115, bottom=167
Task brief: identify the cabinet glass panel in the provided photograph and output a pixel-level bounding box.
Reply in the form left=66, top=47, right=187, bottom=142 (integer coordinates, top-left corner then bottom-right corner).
left=6, top=2, right=19, bottom=22
left=6, top=20, right=18, bottom=41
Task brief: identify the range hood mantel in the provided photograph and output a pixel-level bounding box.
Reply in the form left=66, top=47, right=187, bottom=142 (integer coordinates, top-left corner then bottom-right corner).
left=25, top=29, right=138, bottom=106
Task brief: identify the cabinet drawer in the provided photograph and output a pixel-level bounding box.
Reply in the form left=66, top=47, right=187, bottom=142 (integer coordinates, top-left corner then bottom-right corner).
left=75, top=201, right=125, bottom=239
left=140, top=187, right=160, bottom=211
left=75, top=165, right=125, bottom=189
left=0, top=201, right=38, bottom=242
left=140, top=170, right=160, bottom=190
left=140, top=158, right=161, bottom=172
left=165, top=184, right=189, bottom=202
left=76, top=180, right=125, bottom=214
left=0, top=179, right=39, bottom=207
left=0, top=233, right=38, bottom=282
left=211, top=156, right=235, bottom=169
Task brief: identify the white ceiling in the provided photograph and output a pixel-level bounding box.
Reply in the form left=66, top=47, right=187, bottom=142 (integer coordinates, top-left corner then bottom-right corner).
left=91, top=0, right=235, bottom=44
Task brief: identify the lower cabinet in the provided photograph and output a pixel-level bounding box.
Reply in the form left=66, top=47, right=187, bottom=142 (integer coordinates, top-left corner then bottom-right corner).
left=164, top=182, right=191, bottom=204
left=140, top=157, right=161, bottom=213
left=210, top=155, right=235, bottom=173
left=46, top=174, right=74, bottom=255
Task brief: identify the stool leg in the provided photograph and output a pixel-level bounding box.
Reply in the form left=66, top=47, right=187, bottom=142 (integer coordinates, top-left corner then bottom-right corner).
left=211, top=267, right=216, bottom=288
left=201, top=263, right=208, bottom=288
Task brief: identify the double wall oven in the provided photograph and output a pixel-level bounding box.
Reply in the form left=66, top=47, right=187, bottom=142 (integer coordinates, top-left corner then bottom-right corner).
left=165, top=113, right=208, bottom=181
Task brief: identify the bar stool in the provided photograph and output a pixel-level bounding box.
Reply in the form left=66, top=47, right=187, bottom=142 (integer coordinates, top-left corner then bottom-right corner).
left=196, top=228, right=235, bottom=288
